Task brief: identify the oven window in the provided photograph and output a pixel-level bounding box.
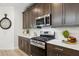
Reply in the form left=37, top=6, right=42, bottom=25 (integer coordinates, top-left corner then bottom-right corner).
left=36, top=18, right=44, bottom=25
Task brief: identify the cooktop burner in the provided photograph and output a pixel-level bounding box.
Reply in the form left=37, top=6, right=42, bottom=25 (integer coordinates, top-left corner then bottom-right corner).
left=31, top=36, right=55, bottom=42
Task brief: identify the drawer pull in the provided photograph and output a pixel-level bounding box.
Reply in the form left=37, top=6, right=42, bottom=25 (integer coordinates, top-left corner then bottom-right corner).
left=55, top=47, right=63, bottom=51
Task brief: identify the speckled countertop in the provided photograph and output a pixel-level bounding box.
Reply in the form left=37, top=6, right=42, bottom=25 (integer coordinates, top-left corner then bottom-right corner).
left=47, top=39, right=79, bottom=51
left=19, top=34, right=79, bottom=51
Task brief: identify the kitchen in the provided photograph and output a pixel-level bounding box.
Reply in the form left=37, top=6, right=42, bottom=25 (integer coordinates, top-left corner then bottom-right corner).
left=0, top=3, right=79, bottom=56
left=19, top=3, right=79, bottom=56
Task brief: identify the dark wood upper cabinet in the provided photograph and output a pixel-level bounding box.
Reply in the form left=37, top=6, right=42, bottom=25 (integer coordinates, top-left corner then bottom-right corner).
left=30, top=4, right=41, bottom=28
left=28, top=10, right=32, bottom=28
left=63, top=3, right=76, bottom=26
left=23, top=3, right=79, bottom=29
left=29, top=8, right=35, bottom=28
left=36, top=3, right=44, bottom=17
left=23, top=12, right=26, bottom=29
left=23, top=12, right=27, bottom=29
left=23, top=10, right=29, bottom=29
left=51, top=3, right=63, bottom=27
left=23, top=3, right=51, bottom=29
left=74, top=4, right=79, bottom=25
left=31, top=3, right=51, bottom=17
left=51, top=3, right=79, bottom=27
left=43, top=3, right=51, bottom=15
left=62, top=3, right=79, bottom=26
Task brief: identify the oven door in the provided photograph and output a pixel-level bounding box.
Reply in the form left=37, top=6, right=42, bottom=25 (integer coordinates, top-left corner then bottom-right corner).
left=30, top=39, right=46, bottom=56
left=31, top=44, right=46, bottom=56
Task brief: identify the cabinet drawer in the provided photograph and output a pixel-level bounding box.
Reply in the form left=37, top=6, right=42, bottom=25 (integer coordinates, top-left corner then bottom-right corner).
left=47, top=43, right=79, bottom=56
left=47, top=43, right=64, bottom=56
left=63, top=47, right=79, bottom=56
left=47, top=44, right=64, bottom=52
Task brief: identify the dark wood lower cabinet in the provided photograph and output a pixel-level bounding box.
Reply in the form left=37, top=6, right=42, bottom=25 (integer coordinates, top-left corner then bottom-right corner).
left=47, top=43, right=64, bottom=56
left=63, top=47, right=79, bottom=56
left=18, top=36, right=79, bottom=56
left=18, top=36, right=31, bottom=55
left=47, top=43, right=79, bottom=56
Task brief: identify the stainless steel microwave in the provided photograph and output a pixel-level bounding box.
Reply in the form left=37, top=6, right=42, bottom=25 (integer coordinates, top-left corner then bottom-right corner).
left=35, top=14, right=52, bottom=27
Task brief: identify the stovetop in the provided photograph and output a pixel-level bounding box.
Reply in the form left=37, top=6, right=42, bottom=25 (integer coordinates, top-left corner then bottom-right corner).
left=31, top=35, right=55, bottom=42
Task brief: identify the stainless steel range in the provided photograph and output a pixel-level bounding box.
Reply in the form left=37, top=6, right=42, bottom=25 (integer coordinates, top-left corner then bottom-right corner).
left=31, top=29, right=55, bottom=56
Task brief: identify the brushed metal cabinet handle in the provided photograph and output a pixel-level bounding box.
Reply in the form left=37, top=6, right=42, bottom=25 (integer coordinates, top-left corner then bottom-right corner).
left=55, top=47, right=63, bottom=51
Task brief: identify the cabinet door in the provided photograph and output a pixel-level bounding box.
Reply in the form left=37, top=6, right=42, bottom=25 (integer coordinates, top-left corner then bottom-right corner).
left=29, top=5, right=38, bottom=28
left=47, top=43, right=58, bottom=56
left=18, top=36, right=31, bottom=55
left=63, top=47, right=79, bottom=56
left=28, top=10, right=32, bottom=28
left=29, top=8, right=35, bottom=28
left=43, top=3, right=51, bottom=15
left=24, top=9, right=34, bottom=29
left=75, top=4, right=79, bottom=25
left=18, top=36, right=25, bottom=51
left=52, top=3, right=63, bottom=27
left=31, top=4, right=43, bottom=18
left=63, top=3, right=76, bottom=25
left=30, top=4, right=40, bottom=28
left=24, top=38, right=31, bottom=55
left=31, top=3, right=51, bottom=18
left=47, top=43, right=65, bottom=56
left=23, top=12, right=27, bottom=29
left=23, top=12, right=26, bottom=29
left=23, top=11, right=29, bottom=29
left=18, top=37, right=22, bottom=50
left=47, top=49, right=58, bottom=56
left=47, top=43, right=79, bottom=56
left=37, top=3, right=44, bottom=17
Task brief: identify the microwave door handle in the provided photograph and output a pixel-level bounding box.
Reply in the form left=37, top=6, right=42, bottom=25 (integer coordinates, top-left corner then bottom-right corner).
left=44, top=17, right=46, bottom=26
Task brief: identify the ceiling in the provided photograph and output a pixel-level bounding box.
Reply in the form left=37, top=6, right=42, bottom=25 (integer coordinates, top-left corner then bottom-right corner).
left=0, top=3, right=32, bottom=11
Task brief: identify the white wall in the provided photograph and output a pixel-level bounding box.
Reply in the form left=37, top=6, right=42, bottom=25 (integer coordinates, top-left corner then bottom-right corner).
left=0, top=4, right=33, bottom=49
left=0, top=6, right=25, bottom=49
left=0, top=7, right=15, bottom=49
left=14, top=8, right=23, bottom=49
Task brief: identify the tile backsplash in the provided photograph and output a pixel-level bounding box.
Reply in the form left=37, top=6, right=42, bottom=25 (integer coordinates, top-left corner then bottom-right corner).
left=53, top=27, right=79, bottom=41
left=23, top=27, right=79, bottom=41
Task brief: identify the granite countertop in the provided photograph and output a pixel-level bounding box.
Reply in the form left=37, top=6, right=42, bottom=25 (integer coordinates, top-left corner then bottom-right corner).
left=47, top=39, right=79, bottom=51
